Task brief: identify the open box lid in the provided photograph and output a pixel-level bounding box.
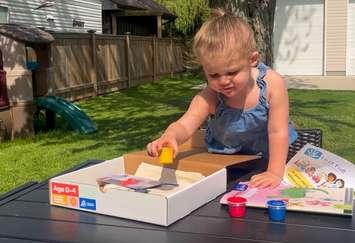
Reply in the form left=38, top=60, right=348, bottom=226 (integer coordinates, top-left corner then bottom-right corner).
left=123, top=130, right=260, bottom=176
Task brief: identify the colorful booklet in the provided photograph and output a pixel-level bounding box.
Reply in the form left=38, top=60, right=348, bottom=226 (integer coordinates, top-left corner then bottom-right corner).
left=220, top=144, right=355, bottom=216
left=284, top=144, right=355, bottom=189
left=220, top=182, right=353, bottom=216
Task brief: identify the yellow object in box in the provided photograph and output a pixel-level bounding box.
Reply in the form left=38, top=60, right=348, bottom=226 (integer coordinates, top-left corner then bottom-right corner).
left=159, top=147, right=173, bottom=164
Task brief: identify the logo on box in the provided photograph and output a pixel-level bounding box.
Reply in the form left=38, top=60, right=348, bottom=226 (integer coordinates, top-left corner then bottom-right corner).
left=304, top=148, right=322, bottom=159
left=52, top=194, right=79, bottom=207
left=51, top=182, right=79, bottom=197
left=52, top=194, right=68, bottom=206
left=79, top=197, right=96, bottom=211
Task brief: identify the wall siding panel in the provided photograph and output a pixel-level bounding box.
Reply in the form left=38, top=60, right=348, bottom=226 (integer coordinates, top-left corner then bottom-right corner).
left=0, top=0, right=102, bottom=33
left=348, top=0, right=355, bottom=75
left=325, top=0, right=347, bottom=74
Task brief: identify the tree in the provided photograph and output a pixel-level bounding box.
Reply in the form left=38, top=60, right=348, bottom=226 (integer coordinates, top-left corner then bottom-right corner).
left=209, top=0, right=276, bottom=66
left=158, top=0, right=276, bottom=67
left=156, top=0, right=210, bottom=37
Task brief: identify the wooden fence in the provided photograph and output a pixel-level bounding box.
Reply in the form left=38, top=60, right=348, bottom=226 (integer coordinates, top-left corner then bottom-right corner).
left=36, top=33, right=186, bottom=100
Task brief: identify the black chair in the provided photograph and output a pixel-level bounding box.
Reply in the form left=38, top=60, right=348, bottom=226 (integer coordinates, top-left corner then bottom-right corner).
left=226, top=128, right=323, bottom=183
left=287, top=128, right=323, bottom=161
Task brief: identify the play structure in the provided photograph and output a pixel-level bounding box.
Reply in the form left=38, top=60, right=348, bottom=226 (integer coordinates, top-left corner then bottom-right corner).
left=0, top=24, right=97, bottom=140
left=36, top=96, right=97, bottom=134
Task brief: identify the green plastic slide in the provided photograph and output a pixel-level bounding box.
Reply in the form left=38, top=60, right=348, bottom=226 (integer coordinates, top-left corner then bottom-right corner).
left=35, top=96, right=97, bottom=134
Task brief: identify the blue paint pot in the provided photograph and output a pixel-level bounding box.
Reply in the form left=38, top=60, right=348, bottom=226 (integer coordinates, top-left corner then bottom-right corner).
left=267, top=200, right=286, bottom=221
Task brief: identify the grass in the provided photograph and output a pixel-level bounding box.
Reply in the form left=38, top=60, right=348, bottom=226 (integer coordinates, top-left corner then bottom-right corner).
left=289, top=89, right=355, bottom=161
left=0, top=74, right=200, bottom=194
left=1, top=74, right=355, bottom=195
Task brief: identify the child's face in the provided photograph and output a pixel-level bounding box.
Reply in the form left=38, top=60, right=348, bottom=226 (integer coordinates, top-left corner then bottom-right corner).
left=201, top=56, right=254, bottom=97
left=335, top=180, right=343, bottom=188
left=327, top=174, right=336, bottom=182
left=305, top=167, right=315, bottom=175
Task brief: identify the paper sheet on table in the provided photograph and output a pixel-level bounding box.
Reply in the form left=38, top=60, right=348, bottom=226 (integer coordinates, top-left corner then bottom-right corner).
left=134, top=162, right=205, bottom=196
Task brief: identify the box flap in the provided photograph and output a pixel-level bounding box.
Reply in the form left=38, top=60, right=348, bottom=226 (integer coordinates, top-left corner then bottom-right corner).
left=178, top=151, right=260, bottom=167
left=179, top=129, right=206, bottom=149
left=123, top=130, right=259, bottom=176
left=123, top=149, right=213, bottom=177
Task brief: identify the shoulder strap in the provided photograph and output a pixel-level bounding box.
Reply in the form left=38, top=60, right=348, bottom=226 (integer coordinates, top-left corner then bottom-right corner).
left=256, top=62, right=268, bottom=105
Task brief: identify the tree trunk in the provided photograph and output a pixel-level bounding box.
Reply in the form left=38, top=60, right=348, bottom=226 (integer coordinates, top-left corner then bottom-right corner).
left=209, top=0, right=276, bottom=66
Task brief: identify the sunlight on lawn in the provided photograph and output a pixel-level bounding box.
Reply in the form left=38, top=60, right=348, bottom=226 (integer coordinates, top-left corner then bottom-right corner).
left=1, top=74, right=355, bottom=194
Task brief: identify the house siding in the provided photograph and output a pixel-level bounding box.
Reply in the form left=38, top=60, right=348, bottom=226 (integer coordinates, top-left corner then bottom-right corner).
left=325, top=0, right=347, bottom=75
left=348, top=0, right=355, bottom=75
left=0, top=0, right=102, bottom=33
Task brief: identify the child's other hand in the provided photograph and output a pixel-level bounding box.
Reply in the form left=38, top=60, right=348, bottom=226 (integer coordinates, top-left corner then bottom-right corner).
left=146, top=135, right=178, bottom=158
left=249, top=171, right=282, bottom=189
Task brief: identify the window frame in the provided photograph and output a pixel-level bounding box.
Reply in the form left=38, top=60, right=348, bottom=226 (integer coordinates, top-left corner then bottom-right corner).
left=0, top=6, right=9, bottom=24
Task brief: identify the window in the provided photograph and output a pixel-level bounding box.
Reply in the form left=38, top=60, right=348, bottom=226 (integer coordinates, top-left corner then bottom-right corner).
left=0, top=6, right=8, bottom=23
left=0, top=48, right=9, bottom=108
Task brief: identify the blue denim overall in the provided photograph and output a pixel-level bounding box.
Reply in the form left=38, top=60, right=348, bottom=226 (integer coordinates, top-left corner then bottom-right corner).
left=205, top=62, right=298, bottom=159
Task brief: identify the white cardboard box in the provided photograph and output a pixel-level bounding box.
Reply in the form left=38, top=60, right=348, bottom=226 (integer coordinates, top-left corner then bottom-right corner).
left=49, top=131, right=258, bottom=226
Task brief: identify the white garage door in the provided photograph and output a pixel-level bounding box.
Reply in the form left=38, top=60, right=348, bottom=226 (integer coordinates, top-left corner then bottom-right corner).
left=273, top=0, right=324, bottom=75
left=348, top=0, right=355, bottom=75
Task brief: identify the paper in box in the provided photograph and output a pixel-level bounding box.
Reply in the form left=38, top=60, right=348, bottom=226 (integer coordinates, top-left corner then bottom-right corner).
left=49, top=130, right=259, bottom=226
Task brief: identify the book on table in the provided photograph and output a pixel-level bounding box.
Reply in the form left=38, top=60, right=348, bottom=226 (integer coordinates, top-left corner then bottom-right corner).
left=220, top=144, right=355, bottom=216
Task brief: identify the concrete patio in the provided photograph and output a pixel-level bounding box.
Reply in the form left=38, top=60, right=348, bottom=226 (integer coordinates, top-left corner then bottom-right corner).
left=192, top=75, right=355, bottom=91
left=285, top=76, right=355, bottom=91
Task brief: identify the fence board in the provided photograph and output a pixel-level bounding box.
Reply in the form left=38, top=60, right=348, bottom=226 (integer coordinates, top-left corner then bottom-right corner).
left=130, top=38, right=154, bottom=81
left=157, top=39, right=171, bottom=75
left=45, top=33, right=185, bottom=100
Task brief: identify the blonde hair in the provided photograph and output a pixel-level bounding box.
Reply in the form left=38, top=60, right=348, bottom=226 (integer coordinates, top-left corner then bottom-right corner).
left=193, top=8, right=257, bottom=64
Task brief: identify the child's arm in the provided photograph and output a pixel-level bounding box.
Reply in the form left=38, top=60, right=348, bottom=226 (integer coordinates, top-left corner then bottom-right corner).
left=147, top=88, right=216, bottom=157
left=250, top=70, right=289, bottom=188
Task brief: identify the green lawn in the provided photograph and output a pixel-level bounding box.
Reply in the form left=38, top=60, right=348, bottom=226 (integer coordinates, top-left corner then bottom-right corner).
left=1, top=74, right=355, bottom=195
left=289, top=89, right=355, bottom=161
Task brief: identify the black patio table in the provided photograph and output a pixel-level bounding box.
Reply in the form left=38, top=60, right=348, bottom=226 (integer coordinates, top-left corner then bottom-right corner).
left=0, top=160, right=354, bottom=243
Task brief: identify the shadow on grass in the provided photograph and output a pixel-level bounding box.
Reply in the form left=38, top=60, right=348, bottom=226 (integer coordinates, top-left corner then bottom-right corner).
left=289, top=90, right=355, bottom=130
left=33, top=79, right=355, bottom=162
left=288, top=89, right=355, bottom=162
left=36, top=74, right=204, bottom=155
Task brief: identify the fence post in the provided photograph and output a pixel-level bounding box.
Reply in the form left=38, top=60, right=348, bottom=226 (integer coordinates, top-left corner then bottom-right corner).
left=125, top=33, right=131, bottom=88
left=90, top=31, right=98, bottom=96
left=47, top=42, right=54, bottom=95
left=170, top=38, right=173, bottom=78
left=152, top=36, right=157, bottom=81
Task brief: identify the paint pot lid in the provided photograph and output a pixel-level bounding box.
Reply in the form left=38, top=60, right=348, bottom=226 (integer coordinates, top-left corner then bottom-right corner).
left=267, top=200, right=286, bottom=208
left=227, top=196, right=247, bottom=204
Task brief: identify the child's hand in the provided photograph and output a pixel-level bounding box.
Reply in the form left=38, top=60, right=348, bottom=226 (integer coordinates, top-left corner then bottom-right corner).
left=249, top=171, right=282, bottom=189
left=146, top=134, right=178, bottom=158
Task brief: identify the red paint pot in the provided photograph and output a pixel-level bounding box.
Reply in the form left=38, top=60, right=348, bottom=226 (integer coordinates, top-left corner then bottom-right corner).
left=227, top=196, right=247, bottom=218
